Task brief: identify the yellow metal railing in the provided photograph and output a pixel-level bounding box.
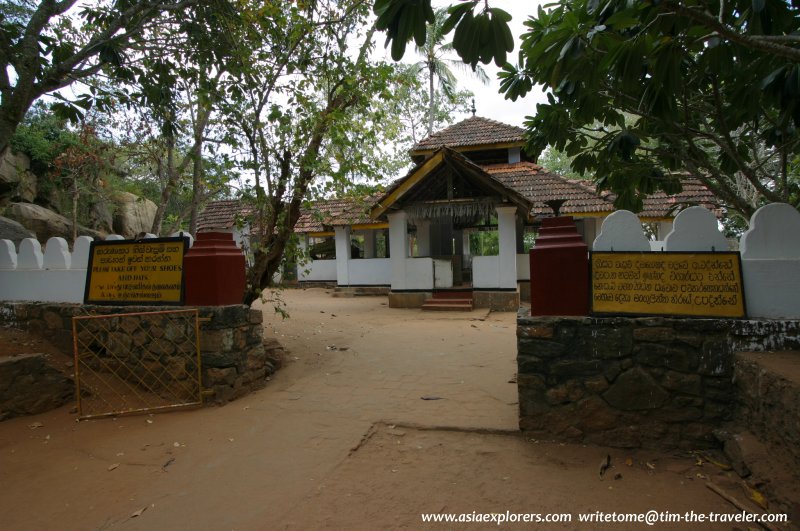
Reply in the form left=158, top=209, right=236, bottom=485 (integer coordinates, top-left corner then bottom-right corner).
left=72, top=309, right=202, bottom=419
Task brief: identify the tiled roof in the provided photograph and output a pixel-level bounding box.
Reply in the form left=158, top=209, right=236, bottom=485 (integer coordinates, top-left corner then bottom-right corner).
left=295, top=197, right=376, bottom=233
left=640, top=179, right=720, bottom=218
left=411, top=116, right=525, bottom=153
left=196, top=200, right=252, bottom=231
left=482, top=162, right=614, bottom=216
left=482, top=163, right=719, bottom=219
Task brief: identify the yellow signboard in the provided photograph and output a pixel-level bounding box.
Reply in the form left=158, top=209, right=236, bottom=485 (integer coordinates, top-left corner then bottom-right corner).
left=590, top=252, right=746, bottom=318
left=84, top=237, right=187, bottom=305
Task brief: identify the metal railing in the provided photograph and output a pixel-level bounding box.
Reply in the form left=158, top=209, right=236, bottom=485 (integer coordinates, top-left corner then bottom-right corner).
left=72, top=309, right=202, bottom=419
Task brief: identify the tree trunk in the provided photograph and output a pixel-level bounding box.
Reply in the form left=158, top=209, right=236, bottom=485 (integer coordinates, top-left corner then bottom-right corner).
left=151, top=134, right=177, bottom=235
left=72, top=179, right=79, bottom=243
left=427, top=62, right=435, bottom=136
left=188, top=132, right=204, bottom=235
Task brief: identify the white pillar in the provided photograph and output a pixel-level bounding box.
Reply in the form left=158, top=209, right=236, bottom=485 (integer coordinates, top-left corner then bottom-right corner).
left=297, top=234, right=308, bottom=280
left=497, top=205, right=518, bottom=289
left=334, top=226, right=351, bottom=286
left=416, top=220, right=431, bottom=257
left=388, top=211, right=408, bottom=290
left=462, top=230, right=471, bottom=260
left=364, top=230, right=377, bottom=259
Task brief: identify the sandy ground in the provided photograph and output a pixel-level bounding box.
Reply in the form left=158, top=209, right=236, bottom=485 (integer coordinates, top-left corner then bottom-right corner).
left=0, top=289, right=778, bottom=530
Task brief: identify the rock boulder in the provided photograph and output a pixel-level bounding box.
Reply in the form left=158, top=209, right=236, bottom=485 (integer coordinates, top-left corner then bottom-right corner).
left=0, top=216, right=36, bottom=246
left=112, top=192, right=157, bottom=238
left=0, top=151, right=37, bottom=205
left=6, top=202, right=100, bottom=243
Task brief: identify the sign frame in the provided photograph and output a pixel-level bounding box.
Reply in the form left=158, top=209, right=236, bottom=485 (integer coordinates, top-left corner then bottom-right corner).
left=83, top=236, right=189, bottom=306
left=589, top=251, right=747, bottom=319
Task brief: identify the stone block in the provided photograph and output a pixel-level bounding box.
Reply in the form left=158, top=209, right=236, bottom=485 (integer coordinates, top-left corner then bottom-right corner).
left=673, top=395, right=703, bottom=408
left=234, top=327, right=247, bottom=350
left=584, top=375, right=609, bottom=394
left=518, top=339, right=565, bottom=359
left=545, top=381, right=585, bottom=405
left=549, top=359, right=604, bottom=378
left=633, top=327, right=675, bottom=342
left=205, top=367, right=237, bottom=387
left=575, top=395, right=619, bottom=432
left=698, top=339, right=732, bottom=376
left=603, top=361, right=622, bottom=382
left=635, top=343, right=698, bottom=372
left=657, top=406, right=704, bottom=422
left=201, top=329, right=234, bottom=352
left=661, top=371, right=702, bottom=395
left=247, top=324, right=264, bottom=345
left=517, top=326, right=554, bottom=339
left=602, top=368, right=669, bottom=410
left=249, top=309, right=264, bottom=324
left=201, top=350, right=239, bottom=369
left=583, top=326, right=633, bottom=359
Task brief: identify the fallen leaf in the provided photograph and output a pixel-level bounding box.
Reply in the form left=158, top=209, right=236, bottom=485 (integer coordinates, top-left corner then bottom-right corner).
left=420, top=396, right=443, bottom=401
left=28, top=422, right=44, bottom=429
left=162, top=457, right=175, bottom=471
left=108, top=463, right=119, bottom=471
left=599, top=455, right=612, bottom=477
left=173, top=442, right=180, bottom=448
left=130, top=506, right=147, bottom=518
left=747, top=486, right=768, bottom=510
left=146, top=419, right=153, bottom=425
left=614, top=473, right=623, bottom=480
left=646, top=462, right=656, bottom=470
left=625, top=457, right=633, bottom=467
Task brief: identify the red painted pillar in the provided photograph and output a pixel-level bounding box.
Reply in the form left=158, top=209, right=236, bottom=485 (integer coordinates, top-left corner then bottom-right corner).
left=184, top=231, right=246, bottom=306
left=529, top=216, right=589, bottom=316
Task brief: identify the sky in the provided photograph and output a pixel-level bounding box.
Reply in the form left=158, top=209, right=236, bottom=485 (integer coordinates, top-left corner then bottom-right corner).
left=373, top=1, right=550, bottom=128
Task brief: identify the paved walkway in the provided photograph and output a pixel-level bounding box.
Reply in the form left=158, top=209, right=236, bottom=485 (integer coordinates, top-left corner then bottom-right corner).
left=0, top=289, right=520, bottom=530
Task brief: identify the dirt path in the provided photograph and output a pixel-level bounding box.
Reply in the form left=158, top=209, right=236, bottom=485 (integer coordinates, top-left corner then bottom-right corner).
left=0, top=289, right=757, bottom=529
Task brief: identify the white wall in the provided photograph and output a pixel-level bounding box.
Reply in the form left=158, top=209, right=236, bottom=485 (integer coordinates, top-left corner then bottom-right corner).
left=404, top=257, right=434, bottom=290
left=348, top=258, right=391, bottom=285
left=516, top=254, right=530, bottom=281
left=0, top=233, right=192, bottom=304
left=592, top=203, right=800, bottom=319
left=472, top=256, right=499, bottom=288
left=299, top=259, right=337, bottom=282
left=740, top=203, right=800, bottom=319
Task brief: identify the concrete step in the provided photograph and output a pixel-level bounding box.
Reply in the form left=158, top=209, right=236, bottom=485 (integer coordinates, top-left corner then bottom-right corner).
left=431, top=290, right=473, bottom=300
left=421, top=299, right=473, bottom=311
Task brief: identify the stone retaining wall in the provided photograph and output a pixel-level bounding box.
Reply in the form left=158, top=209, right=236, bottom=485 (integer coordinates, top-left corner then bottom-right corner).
left=516, top=308, right=800, bottom=450
left=0, top=303, right=281, bottom=407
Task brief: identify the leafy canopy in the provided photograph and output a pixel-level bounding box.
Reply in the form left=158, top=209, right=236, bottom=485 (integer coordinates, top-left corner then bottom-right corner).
left=498, top=0, right=800, bottom=214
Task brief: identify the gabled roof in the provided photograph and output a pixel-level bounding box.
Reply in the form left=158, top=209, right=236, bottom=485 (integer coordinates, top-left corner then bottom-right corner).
left=196, top=199, right=253, bottom=231
left=410, top=116, right=525, bottom=155
left=370, top=148, right=533, bottom=220
left=483, top=162, right=614, bottom=217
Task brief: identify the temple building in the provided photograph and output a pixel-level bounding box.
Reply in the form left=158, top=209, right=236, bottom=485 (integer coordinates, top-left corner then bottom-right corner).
left=198, top=117, right=718, bottom=310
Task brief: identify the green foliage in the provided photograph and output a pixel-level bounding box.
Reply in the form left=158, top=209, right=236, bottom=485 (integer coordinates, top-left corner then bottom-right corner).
left=538, top=147, right=586, bottom=181
left=9, top=104, right=82, bottom=176
left=496, top=0, right=800, bottom=216
left=0, top=1, right=238, bottom=154
left=374, top=0, right=514, bottom=68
